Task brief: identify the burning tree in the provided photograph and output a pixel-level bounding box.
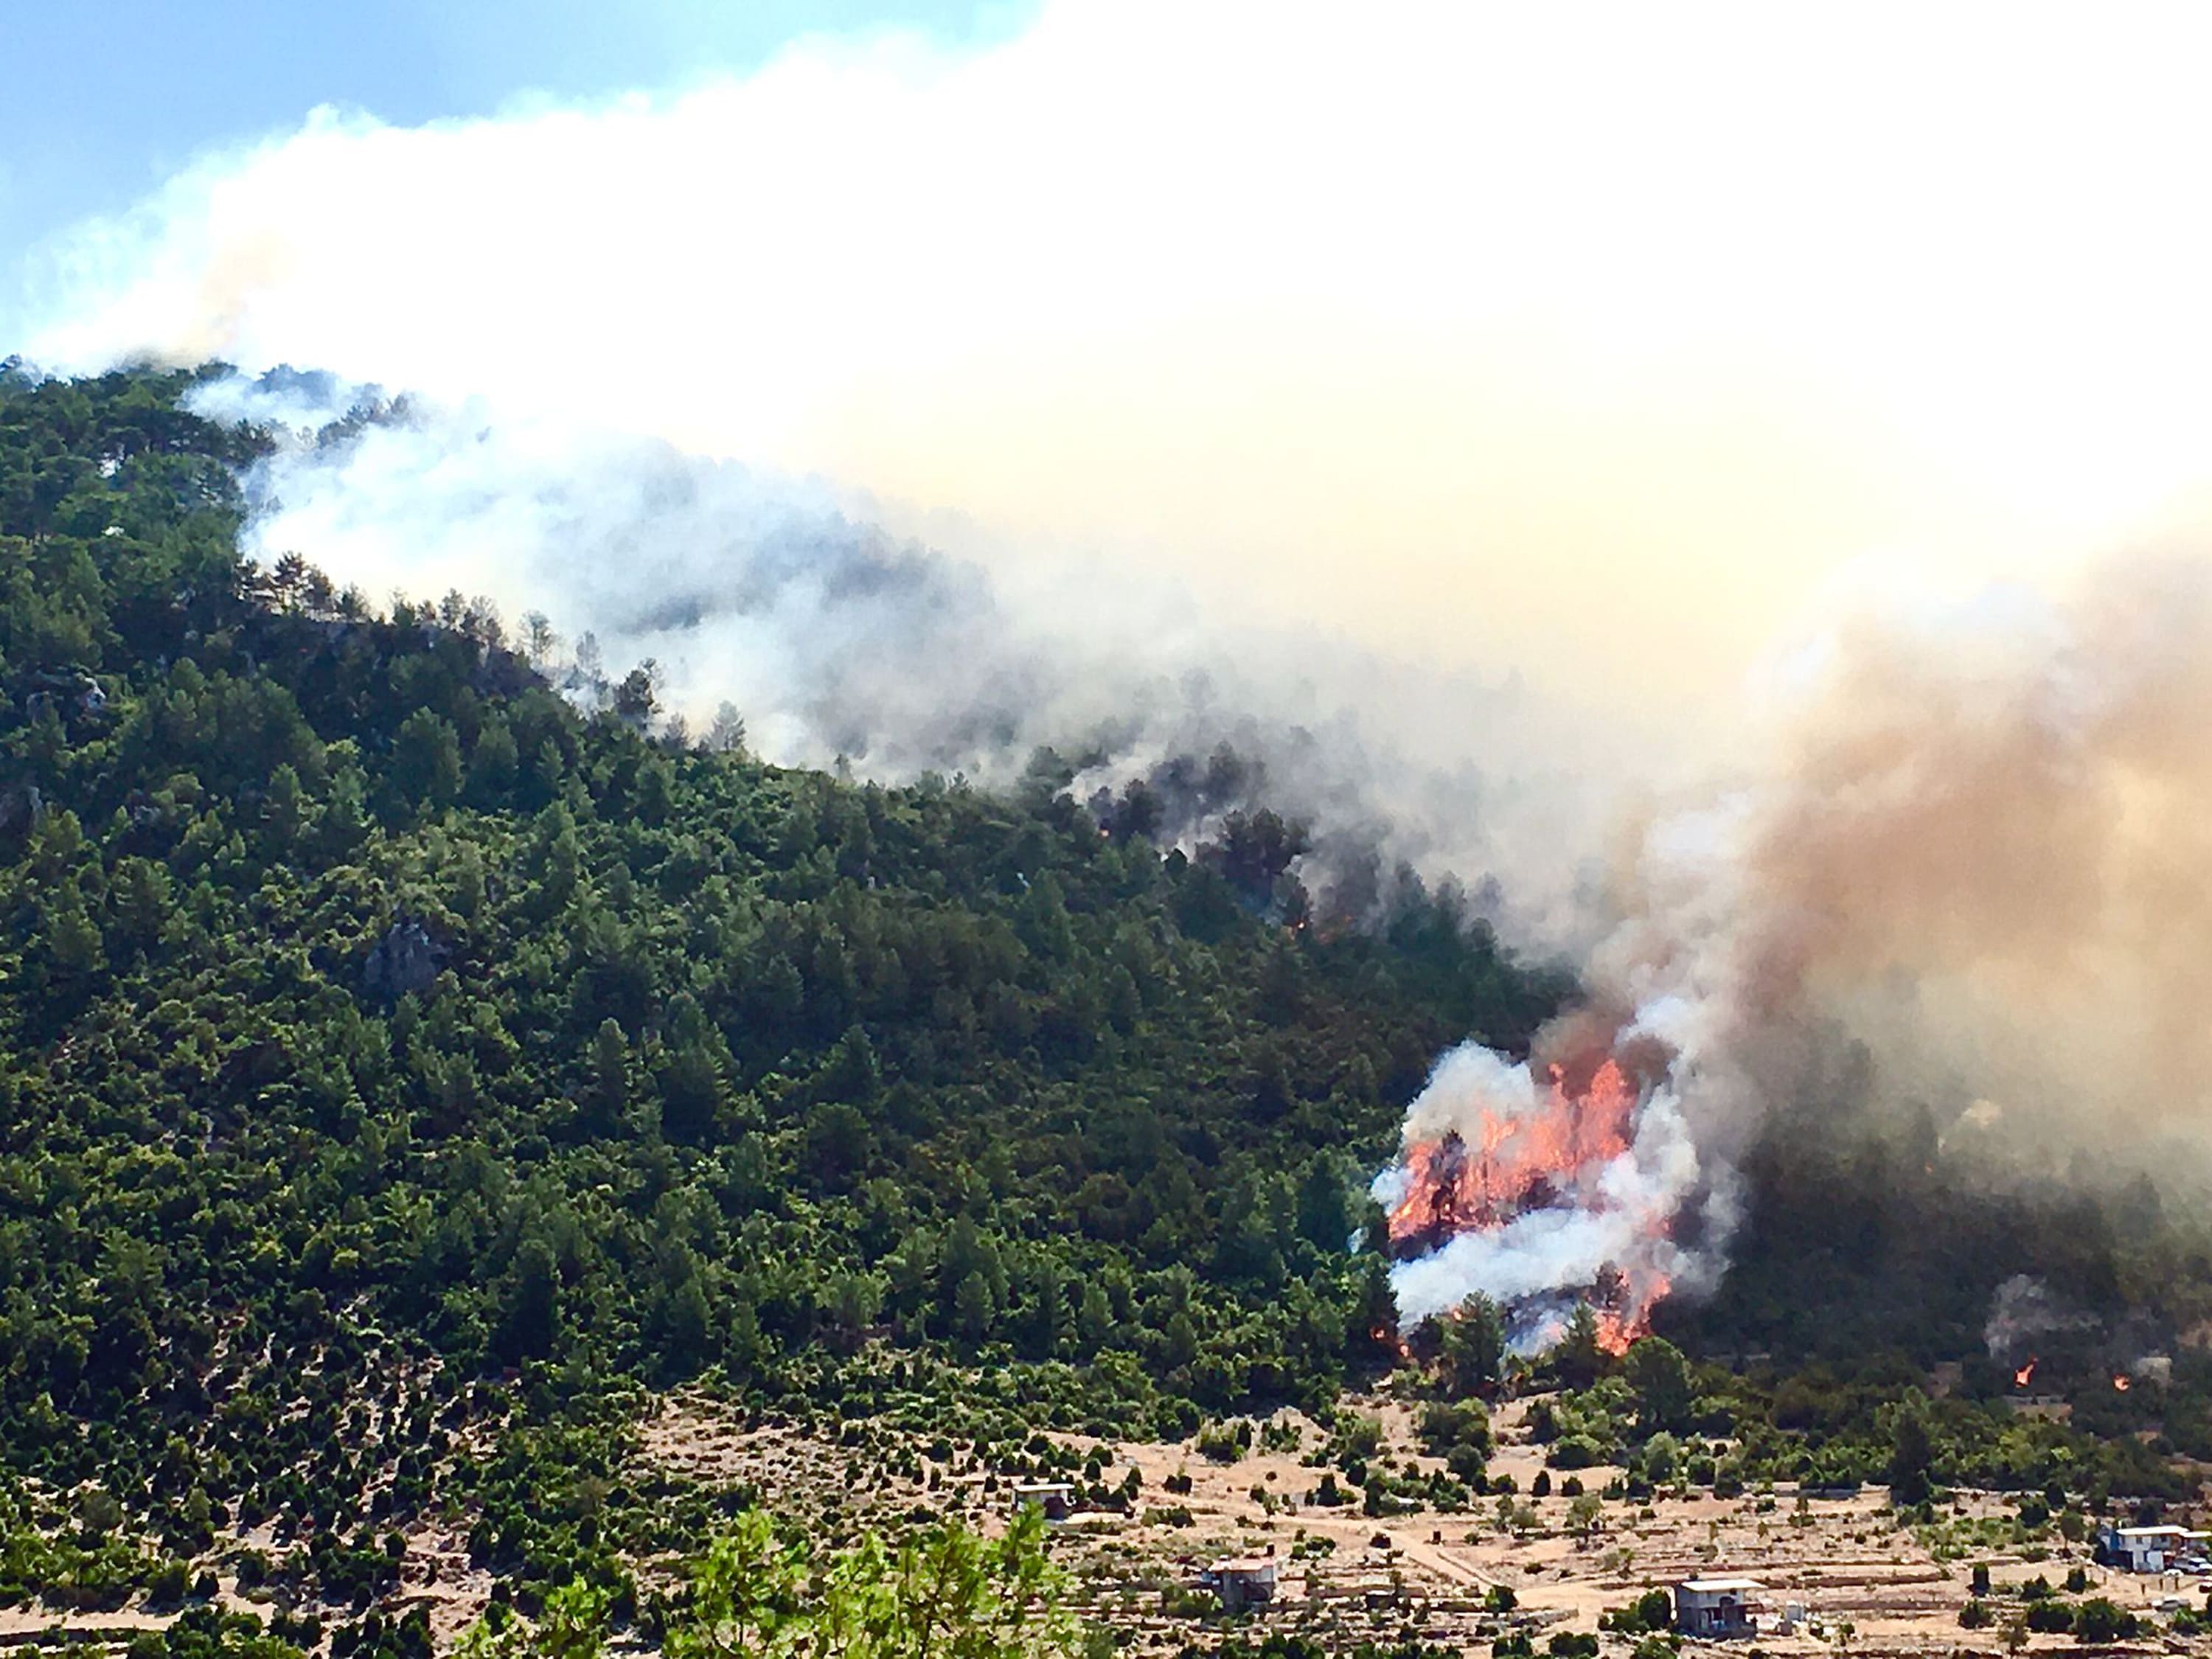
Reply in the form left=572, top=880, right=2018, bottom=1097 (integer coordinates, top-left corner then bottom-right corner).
left=1373, top=1033, right=1701, bottom=1355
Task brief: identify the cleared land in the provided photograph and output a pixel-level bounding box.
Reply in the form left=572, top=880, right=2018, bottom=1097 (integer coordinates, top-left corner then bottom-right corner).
left=4, top=1385, right=2192, bottom=1656
left=636, top=1387, right=2208, bottom=1657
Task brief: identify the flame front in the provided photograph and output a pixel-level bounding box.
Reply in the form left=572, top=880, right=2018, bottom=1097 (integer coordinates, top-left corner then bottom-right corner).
left=1386, top=1060, right=1638, bottom=1246
left=1381, top=1053, right=1673, bottom=1353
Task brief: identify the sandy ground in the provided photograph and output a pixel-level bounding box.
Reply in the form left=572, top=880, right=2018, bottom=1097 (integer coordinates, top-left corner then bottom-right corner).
left=14, top=1382, right=2188, bottom=1656
left=634, top=1388, right=2211, bottom=1657
left=0, top=1610, right=171, bottom=1646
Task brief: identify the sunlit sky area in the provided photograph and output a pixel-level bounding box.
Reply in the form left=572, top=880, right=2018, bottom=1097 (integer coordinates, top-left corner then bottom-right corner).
left=0, top=1, right=1029, bottom=266
left=13, top=2, right=2212, bottom=749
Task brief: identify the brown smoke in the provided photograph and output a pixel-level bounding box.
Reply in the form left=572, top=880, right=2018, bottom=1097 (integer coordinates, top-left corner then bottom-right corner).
left=1596, top=554, right=2212, bottom=1161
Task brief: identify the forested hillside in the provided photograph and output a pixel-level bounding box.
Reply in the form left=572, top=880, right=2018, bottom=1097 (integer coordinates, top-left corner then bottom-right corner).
left=10, top=365, right=2212, bottom=1659
left=0, top=363, right=1568, bottom=1621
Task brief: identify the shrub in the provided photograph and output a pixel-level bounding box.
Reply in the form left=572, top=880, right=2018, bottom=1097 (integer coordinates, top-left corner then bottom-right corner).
left=1603, top=1590, right=1677, bottom=1634
left=2071, top=1599, right=2138, bottom=1644
left=1161, top=1584, right=1217, bottom=1617
left=1196, top=1422, right=1246, bottom=1464
left=2024, top=1601, right=2074, bottom=1634
left=1549, top=1436, right=1604, bottom=1470
left=145, top=1560, right=191, bottom=1609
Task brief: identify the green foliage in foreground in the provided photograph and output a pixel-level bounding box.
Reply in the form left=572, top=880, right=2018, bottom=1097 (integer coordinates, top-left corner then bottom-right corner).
left=459, top=1509, right=1073, bottom=1659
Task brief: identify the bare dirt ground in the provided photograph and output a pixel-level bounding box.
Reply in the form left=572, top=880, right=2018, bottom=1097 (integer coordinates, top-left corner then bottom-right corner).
left=638, top=1388, right=2210, bottom=1658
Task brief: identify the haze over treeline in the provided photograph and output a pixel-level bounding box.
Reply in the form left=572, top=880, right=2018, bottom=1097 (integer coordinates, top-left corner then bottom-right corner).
left=4, top=352, right=2212, bottom=1659
left=19, top=1, right=2212, bottom=1178
left=17, top=7, right=2212, bottom=1653
left=27, top=1, right=2212, bottom=725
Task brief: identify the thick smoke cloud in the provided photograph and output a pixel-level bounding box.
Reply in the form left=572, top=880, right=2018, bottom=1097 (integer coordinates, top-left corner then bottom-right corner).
left=1378, top=558, right=2212, bottom=1335
left=27, top=3, right=2212, bottom=731
left=196, top=370, right=1624, bottom=939
left=1675, top=559, right=2212, bottom=1150
left=19, top=1, right=2212, bottom=1336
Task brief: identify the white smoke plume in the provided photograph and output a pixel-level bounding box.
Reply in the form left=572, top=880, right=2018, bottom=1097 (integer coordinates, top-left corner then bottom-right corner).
left=15, top=1, right=2212, bottom=1339
left=1378, top=1045, right=1713, bottom=1340
left=188, top=368, right=1627, bottom=936
left=24, top=2, right=2212, bottom=736
left=1983, top=1275, right=2095, bottom=1363
left=1377, top=557, right=2212, bottom=1340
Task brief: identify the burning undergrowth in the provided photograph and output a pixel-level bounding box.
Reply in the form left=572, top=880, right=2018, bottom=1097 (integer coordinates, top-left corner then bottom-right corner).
left=1374, top=559, right=2212, bottom=1357
left=1372, top=1018, right=1724, bottom=1354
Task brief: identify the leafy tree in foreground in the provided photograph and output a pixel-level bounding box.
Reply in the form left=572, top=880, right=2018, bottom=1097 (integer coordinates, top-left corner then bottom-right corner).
left=465, top=1509, right=1078, bottom=1659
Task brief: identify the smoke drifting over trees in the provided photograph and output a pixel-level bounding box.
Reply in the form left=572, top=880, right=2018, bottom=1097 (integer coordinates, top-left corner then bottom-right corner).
left=1368, top=557, right=2212, bottom=1341
left=1593, top=555, right=2212, bottom=1166
left=184, top=368, right=1621, bottom=944
left=181, top=364, right=2212, bottom=1352
left=17, top=0, right=2212, bottom=1339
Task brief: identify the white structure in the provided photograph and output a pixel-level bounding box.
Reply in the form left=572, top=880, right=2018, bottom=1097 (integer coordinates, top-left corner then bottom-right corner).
left=2098, top=1523, right=2209, bottom=1572
left=1675, top=1577, right=1765, bottom=1638
left=1201, top=1552, right=1279, bottom=1611
left=1009, top=1481, right=1073, bottom=1521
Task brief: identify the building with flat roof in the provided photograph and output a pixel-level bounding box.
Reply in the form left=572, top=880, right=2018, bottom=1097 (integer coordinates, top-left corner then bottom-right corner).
left=1675, top=1577, right=1765, bottom=1638
left=1201, top=1551, right=1279, bottom=1611
left=2098, top=1523, right=2209, bottom=1573
left=1009, top=1481, right=1073, bottom=1521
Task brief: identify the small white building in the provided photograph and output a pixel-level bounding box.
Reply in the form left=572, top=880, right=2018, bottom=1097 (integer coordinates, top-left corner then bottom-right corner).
left=1201, top=1551, right=1279, bottom=1611
left=1675, top=1577, right=1765, bottom=1638
left=2098, top=1523, right=2209, bottom=1573
left=1009, top=1481, right=1073, bottom=1521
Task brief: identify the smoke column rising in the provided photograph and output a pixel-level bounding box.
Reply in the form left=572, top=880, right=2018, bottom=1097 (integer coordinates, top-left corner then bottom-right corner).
left=1375, top=558, right=2212, bottom=1338
left=26, top=2, right=2212, bottom=730
left=18, top=2, right=2212, bottom=1333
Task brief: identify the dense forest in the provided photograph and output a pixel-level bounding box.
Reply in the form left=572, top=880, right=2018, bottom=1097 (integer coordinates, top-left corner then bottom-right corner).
left=4, top=363, right=2212, bottom=1657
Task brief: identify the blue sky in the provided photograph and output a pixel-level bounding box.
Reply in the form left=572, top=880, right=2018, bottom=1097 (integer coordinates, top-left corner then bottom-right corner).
left=0, top=0, right=1030, bottom=274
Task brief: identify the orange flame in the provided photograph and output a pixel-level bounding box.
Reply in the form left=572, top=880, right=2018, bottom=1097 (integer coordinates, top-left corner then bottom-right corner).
left=1386, top=1059, right=1637, bottom=1244
left=2014, top=1358, right=2037, bottom=1388
left=1387, top=1056, right=1669, bottom=1348
left=1595, top=1291, right=1669, bottom=1357
left=2113, top=1374, right=2132, bottom=1392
